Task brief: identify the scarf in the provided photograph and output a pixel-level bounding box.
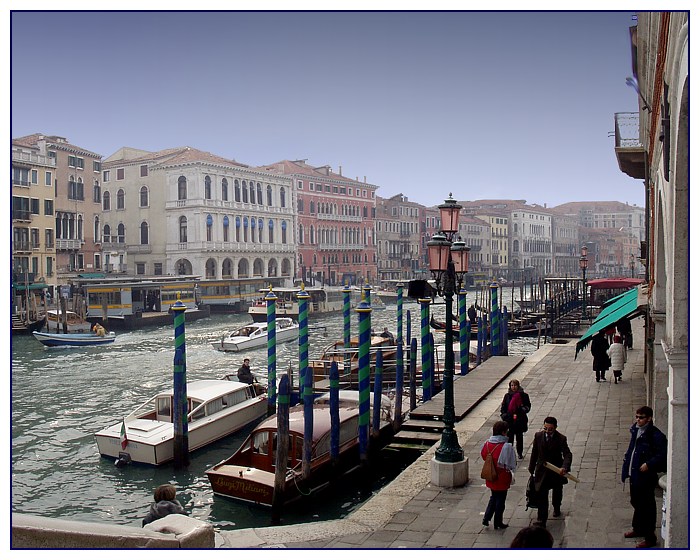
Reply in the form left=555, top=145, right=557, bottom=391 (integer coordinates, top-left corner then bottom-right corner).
left=486, top=435, right=517, bottom=471
left=507, top=390, right=523, bottom=415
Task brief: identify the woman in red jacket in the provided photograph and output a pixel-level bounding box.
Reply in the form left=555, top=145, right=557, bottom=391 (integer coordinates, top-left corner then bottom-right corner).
left=481, top=420, right=517, bottom=529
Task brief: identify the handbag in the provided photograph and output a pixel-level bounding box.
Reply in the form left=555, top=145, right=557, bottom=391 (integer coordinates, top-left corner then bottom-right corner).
left=525, top=474, right=538, bottom=510
left=480, top=442, right=501, bottom=482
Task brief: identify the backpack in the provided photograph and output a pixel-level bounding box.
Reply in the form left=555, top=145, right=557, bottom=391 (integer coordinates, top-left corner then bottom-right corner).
left=480, top=442, right=501, bottom=482
left=525, top=474, right=539, bottom=510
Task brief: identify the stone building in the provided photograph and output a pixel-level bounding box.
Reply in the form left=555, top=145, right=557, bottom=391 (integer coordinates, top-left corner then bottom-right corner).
left=260, top=160, right=377, bottom=286
left=613, top=11, right=688, bottom=547
left=375, top=194, right=423, bottom=281
left=102, top=146, right=296, bottom=281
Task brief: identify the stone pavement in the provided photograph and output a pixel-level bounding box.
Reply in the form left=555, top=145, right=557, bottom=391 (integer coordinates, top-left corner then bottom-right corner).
left=218, top=317, right=662, bottom=549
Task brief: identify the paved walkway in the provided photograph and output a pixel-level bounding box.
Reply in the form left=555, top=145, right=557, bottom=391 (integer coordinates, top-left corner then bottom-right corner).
left=218, top=317, right=661, bottom=549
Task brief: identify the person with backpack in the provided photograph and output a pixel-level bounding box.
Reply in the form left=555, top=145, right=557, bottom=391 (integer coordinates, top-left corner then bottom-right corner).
left=481, top=420, right=517, bottom=529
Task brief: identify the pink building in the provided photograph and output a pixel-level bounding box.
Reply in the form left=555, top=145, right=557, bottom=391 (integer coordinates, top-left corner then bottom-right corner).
left=258, top=160, right=378, bottom=286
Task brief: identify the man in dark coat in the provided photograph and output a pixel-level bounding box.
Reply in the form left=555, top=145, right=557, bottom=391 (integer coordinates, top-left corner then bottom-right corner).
left=528, top=416, right=572, bottom=527
left=621, top=406, right=667, bottom=548
left=237, top=358, right=253, bottom=384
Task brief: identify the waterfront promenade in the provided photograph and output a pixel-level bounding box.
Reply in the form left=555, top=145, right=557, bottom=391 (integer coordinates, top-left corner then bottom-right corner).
left=218, top=317, right=660, bottom=549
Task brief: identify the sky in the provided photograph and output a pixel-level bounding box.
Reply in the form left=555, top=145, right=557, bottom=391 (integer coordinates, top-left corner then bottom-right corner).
left=10, top=8, right=647, bottom=209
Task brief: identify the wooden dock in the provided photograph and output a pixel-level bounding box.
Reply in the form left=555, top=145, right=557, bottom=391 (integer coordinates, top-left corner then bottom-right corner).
left=389, top=355, right=524, bottom=450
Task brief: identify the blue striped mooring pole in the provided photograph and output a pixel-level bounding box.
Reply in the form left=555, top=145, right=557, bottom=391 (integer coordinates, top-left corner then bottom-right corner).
left=356, top=295, right=372, bottom=464
left=172, top=299, right=189, bottom=468
left=265, top=287, right=277, bottom=415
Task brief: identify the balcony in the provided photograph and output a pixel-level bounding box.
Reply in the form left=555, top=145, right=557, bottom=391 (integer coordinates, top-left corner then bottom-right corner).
left=56, top=239, right=83, bottom=250
left=614, top=112, right=646, bottom=179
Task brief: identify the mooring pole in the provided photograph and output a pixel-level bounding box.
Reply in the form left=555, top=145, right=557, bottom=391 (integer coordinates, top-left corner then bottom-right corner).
left=372, top=350, right=383, bottom=438
left=419, top=297, right=431, bottom=402
left=172, top=299, right=189, bottom=468
left=265, top=287, right=277, bottom=416
left=396, top=282, right=404, bottom=345
left=393, top=340, right=404, bottom=433
left=271, top=370, right=290, bottom=524
left=297, top=284, right=312, bottom=480
left=342, top=284, right=352, bottom=379
left=409, top=338, right=417, bottom=411
left=490, top=281, right=501, bottom=356
left=329, top=361, right=340, bottom=467
left=458, top=287, right=468, bottom=375
left=356, top=294, right=371, bottom=466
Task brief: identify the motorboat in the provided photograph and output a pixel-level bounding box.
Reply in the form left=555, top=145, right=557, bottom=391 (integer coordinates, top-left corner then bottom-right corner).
left=205, top=391, right=393, bottom=507
left=212, top=317, right=299, bottom=353
left=46, top=309, right=92, bottom=333
left=94, top=379, right=267, bottom=466
left=32, top=330, right=116, bottom=347
left=310, top=333, right=397, bottom=384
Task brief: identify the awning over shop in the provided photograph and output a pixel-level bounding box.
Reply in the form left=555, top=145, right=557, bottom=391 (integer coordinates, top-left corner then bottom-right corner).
left=575, top=286, right=646, bottom=358
left=12, top=282, right=50, bottom=292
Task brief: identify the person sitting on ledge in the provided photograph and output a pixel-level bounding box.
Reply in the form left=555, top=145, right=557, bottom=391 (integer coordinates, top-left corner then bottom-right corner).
left=142, top=484, right=186, bottom=527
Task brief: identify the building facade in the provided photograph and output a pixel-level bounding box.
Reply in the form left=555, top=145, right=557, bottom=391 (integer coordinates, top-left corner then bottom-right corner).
left=260, top=160, right=378, bottom=286
left=613, top=11, right=688, bottom=547
left=375, top=194, right=423, bottom=281
left=102, top=146, right=296, bottom=281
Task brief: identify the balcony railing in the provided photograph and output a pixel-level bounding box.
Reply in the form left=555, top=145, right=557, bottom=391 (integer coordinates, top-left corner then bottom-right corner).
left=55, top=239, right=83, bottom=250
left=614, top=112, right=645, bottom=179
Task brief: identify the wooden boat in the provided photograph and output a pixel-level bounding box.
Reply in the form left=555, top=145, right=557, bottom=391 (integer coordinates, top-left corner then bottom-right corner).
left=247, top=286, right=344, bottom=322
left=212, top=317, right=298, bottom=353
left=205, top=391, right=393, bottom=507
left=310, top=334, right=397, bottom=383
left=94, top=379, right=267, bottom=466
left=430, top=314, right=478, bottom=339
left=32, top=330, right=116, bottom=347
left=46, top=310, right=92, bottom=333
left=11, top=314, right=46, bottom=335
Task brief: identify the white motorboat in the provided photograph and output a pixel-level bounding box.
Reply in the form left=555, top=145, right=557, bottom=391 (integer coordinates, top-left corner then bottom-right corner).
left=46, top=310, right=92, bottom=333
left=32, top=330, right=116, bottom=347
left=94, top=379, right=267, bottom=466
left=212, top=317, right=298, bottom=353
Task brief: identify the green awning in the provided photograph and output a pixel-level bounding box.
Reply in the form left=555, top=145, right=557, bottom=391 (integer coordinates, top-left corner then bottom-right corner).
left=575, top=287, right=645, bottom=358
left=13, top=282, right=50, bottom=291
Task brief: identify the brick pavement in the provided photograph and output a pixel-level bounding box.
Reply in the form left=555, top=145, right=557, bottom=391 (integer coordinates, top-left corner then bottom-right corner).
left=219, top=317, right=661, bottom=549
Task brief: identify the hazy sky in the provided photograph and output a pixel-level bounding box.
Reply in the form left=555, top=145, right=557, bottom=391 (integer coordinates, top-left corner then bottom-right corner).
left=10, top=9, right=646, bottom=208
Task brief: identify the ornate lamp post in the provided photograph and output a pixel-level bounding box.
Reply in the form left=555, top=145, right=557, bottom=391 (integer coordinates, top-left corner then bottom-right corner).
left=579, top=245, right=588, bottom=320
left=427, top=194, right=470, bottom=466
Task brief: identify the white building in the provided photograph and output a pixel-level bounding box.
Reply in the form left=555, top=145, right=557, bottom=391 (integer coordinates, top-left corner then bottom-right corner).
left=101, top=146, right=296, bottom=281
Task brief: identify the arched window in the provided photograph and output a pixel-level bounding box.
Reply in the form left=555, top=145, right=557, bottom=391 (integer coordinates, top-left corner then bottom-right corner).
left=205, top=258, right=216, bottom=279
left=222, top=178, right=228, bottom=201
left=205, top=175, right=212, bottom=199
left=103, top=191, right=111, bottom=211
left=281, top=220, right=287, bottom=244
left=206, top=214, right=213, bottom=242
left=77, top=215, right=83, bottom=240
left=117, top=223, right=125, bottom=243
left=268, top=219, right=274, bottom=243
left=234, top=179, right=241, bottom=202
left=267, top=184, right=273, bottom=206
left=250, top=217, right=256, bottom=243
left=103, top=224, right=111, bottom=243
left=222, top=258, right=233, bottom=278
left=179, top=216, right=188, bottom=242
left=298, top=197, right=304, bottom=212
left=178, top=176, right=187, bottom=200
left=140, top=221, right=149, bottom=244
left=280, top=187, right=286, bottom=208
left=117, top=188, right=125, bottom=210
left=242, top=180, right=248, bottom=203
left=223, top=216, right=229, bottom=242
left=93, top=180, right=101, bottom=203
left=256, top=183, right=263, bottom=205
left=140, top=186, right=149, bottom=207
left=249, top=182, right=255, bottom=204
left=235, top=216, right=240, bottom=242
left=94, top=216, right=100, bottom=243
left=243, top=216, right=248, bottom=242
left=310, top=225, right=315, bottom=244
left=309, top=200, right=315, bottom=213
left=298, top=224, right=304, bottom=244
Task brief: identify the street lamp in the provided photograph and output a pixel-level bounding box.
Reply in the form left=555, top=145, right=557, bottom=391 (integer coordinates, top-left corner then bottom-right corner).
left=427, top=194, right=470, bottom=464
left=579, top=245, right=588, bottom=320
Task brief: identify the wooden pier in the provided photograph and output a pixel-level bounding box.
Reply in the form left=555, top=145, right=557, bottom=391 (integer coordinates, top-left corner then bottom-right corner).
left=388, top=355, right=523, bottom=450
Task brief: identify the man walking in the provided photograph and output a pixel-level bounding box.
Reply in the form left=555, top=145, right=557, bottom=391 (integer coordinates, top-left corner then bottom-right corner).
left=622, top=406, right=667, bottom=548
left=528, top=416, right=572, bottom=527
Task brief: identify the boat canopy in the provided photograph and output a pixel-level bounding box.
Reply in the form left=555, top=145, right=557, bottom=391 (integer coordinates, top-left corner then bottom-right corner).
left=587, top=278, right=644, bottom=291
left=575, top=286, right=647, bottom=359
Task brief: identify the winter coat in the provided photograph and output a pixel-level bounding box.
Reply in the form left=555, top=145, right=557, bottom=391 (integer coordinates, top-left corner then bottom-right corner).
left=621, top=421, right=667, bottom=486
left=142, top=499, right=186, bottom=527
left=500, top=389, right=531, bottom=434
left=481, top=436, right=515, bottom=491
left=591, top=333, right=610, bottom=372
left=528, top=430, right=572, bottom=491
left=607, top=342, right=626, bottom=371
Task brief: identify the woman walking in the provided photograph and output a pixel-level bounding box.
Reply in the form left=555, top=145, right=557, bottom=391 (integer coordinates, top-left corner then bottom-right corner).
left=481, top=420, right=517, bottom=529
left=500, top=379, right=531, bottom=459
left=607, top=335, right=626, bottom=383
left=591, top=331, right=610, bottom=382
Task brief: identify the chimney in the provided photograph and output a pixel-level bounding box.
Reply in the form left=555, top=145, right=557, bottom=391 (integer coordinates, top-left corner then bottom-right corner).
left=339, top=165, right=342, bottom=176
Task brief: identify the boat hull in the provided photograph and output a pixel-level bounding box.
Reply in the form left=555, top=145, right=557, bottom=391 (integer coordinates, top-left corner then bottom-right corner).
left=95, top=398, right=267, bottom=466
left=32, top=331, right=116, bottom=347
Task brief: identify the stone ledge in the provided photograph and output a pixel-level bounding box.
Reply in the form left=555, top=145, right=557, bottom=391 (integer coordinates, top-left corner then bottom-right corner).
left=12, top=513, right=214, bottom=549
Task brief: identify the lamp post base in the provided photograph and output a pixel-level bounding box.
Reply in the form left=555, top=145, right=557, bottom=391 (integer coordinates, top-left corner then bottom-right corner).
left=430, top=456, right=469, bottom=488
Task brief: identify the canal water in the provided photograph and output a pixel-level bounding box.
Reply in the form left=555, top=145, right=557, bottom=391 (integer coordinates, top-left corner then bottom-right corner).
left=11, top=296, right=538, bottom=530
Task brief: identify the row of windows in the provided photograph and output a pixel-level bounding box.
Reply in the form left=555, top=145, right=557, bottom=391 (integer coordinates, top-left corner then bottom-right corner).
left=12, top=196, right=54, bottom=219
left=298, top=252, right=372, bottom=266
left=297, top=199, right=372, bottom=218
left=305, top=181, right=373, bottom=199
left=12, top=168, right=53, bottom=187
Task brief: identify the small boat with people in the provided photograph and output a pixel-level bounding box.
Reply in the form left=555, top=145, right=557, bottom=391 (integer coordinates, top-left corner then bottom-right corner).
left=205, top=390, right=393, bottom=507
left=32, top=329, right=116, bottom=347
left=212, top=317, right=299, bottom=353
left=94, top=378, right=267, bottom=466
